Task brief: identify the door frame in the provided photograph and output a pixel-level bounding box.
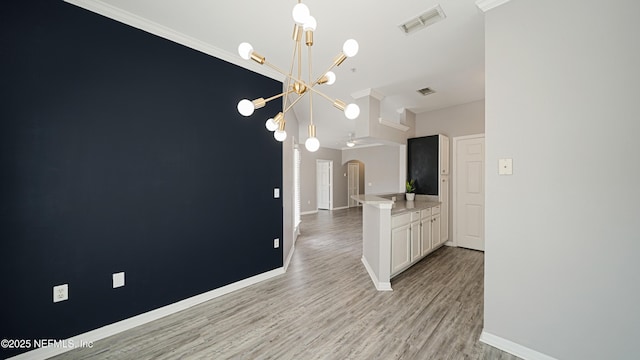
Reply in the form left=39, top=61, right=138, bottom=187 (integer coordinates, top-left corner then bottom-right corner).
left=452, top=133, right=485, bottom=248
left=347, top=162, right=360, bottom=208
left=316, top=159, right=333, bottom=210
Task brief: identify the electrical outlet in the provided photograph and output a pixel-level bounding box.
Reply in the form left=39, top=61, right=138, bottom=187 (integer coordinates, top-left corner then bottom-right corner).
left=113, top=272, right=125, bottom=288
left=273, top=238, right=280, bottom=248
left=273, top=188, right=280, bottom=198
left=53, top=284, right=68, bottom=303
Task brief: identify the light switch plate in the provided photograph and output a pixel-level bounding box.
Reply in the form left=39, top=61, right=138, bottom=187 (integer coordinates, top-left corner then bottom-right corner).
left=113, top=272, right=125, bottom=288
left=273, top=188, right=280, bottom=198
left=273, top=238, right=280, bottom=248
left=499, top=158, right=513, bottom=175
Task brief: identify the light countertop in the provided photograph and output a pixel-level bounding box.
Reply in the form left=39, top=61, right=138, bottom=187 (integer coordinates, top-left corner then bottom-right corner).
left=350, top=194, right=394, bottom=205
left=390, top=200, right=441, bottom=215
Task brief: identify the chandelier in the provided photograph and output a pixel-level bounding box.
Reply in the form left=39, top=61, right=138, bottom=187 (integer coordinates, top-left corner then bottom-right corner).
left=236, top=1, right=360, bottom=152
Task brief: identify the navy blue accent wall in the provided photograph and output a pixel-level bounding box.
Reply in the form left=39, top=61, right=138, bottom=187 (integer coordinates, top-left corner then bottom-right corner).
left=0, top=1, right=282, bottom=357
left=407, top=135, right=439, bottom=195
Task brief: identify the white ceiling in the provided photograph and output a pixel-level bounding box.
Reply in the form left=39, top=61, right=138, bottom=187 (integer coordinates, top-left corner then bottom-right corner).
left=73, top=0, right=486, bottom=149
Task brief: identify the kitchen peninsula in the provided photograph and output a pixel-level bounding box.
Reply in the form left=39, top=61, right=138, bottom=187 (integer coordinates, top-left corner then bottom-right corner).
left=352, top=194, right=442, bottom=291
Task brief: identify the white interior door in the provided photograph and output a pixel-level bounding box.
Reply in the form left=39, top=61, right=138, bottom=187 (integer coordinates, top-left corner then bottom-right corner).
left=348, top=163, right=359, bottom=207
left=455, top=135, right=485, bottom=251
left=317, top=160, right=332, bottom=210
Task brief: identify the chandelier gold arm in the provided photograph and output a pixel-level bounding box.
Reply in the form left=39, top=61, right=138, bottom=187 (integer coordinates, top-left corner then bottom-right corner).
left=250, top=52, right=266, bottom=64
left=237, top=1, right=359, bottom=147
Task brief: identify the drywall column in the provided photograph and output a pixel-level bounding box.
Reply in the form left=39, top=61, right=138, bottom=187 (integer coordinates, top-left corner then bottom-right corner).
left=353, top=195, right=393, bottom=291
left=483, top=0, right=640, bottom=359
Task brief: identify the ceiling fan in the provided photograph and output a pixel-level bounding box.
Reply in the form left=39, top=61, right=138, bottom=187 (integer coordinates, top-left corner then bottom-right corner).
left=345, top=133, right=363, bottom=148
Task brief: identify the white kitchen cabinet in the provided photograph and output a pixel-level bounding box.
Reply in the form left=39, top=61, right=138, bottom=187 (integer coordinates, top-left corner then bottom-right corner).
left=439, top=134, right=450, bottom=175
left=439, top=175, right=449, bottom=243
left=438, top=134, right=449, bottom=244
left=391, top=213, right=412, bottom=276
left=391, top=224, right=411, bottom=276
left=420, top=217, right=432, bottom=257
left=391, top=204, right=445, bottom=278
left=431, top=213, right=442, bottom=248
left=410, top=211, right=421, bottom=263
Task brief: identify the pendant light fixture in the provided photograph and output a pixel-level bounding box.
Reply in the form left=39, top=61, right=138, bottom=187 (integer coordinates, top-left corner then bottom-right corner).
left=236, top=1, right=360, bottom=152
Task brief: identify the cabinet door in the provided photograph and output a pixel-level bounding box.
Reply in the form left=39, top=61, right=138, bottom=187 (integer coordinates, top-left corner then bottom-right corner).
left=439, top=175, right=449, bottom=243
left=391, top=225, right=411, bottom=275
left=421, top=218, right=432, bottom=256
left=410, top=221, right=421, bottom=262
left=440, top=134, right=450, bottom=175
left=431, top=213, right=442, bottom=248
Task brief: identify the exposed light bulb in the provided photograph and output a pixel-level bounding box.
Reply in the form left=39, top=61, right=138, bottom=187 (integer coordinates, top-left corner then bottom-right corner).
left=346, top=141, right=355, bottom=148
left=305, top=137, right=320, bottom=152
left=344, top=103, right=360, bottom=119
left=342, top=39, right=359, bottom=57
left=238, top=42, right=253, bottom=60
left=265, top=118, right=278, bottom=132
left=292, top=3, right=310, bottom=24
left=325, top=71, right=336, bottom=85
left=237, top=99, right=255, bottom=116
left=303, top=16, right=317, bottom=31
left=274, top=130, right=287, bottom=142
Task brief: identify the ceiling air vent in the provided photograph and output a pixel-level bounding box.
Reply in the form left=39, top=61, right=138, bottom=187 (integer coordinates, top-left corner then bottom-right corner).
left=417, top=87, right=436, bottom=96
left=399, top=5, right=446, bottom=35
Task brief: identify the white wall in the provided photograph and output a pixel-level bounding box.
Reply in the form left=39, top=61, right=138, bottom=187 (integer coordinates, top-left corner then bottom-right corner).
left=484, top=1, right=640, bottom=359
left=415, top=100, right=484, bottom=137
left=343, top=145, right=402, bottom=195
left=416, top=100, right=485, bottom=244
left=299, top=147, right=347, bottom=213
left=282, top=109, right=299, bottom=268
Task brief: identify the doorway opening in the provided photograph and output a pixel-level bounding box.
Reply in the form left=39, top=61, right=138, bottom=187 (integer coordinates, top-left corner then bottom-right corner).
left=316, top=160, right=333, bottom=210
left=347, top=160, right=365, bottom=207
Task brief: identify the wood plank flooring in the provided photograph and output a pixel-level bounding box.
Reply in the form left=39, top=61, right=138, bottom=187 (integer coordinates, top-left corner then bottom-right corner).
left=51, top=207, right=520, bottom=360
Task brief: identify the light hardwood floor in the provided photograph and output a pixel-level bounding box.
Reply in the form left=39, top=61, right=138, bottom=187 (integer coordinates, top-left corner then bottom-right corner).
left=51, top=207, right=520, bottom=360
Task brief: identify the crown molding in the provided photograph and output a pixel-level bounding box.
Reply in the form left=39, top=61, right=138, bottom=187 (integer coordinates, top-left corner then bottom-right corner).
left=64, top=0, right=283, bottom=81
left=475, top=0, right=513, bottom=12
left=351, top=88, right=385, bottom=101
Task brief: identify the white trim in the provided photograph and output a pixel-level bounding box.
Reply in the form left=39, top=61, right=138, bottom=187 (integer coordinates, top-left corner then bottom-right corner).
left=63, top=0, right=282, bottom=82
left=361, top=256, right=392, bottom=291
left=301, top=210, right=318, bottom=216
left=332, top=206, right=348, bottom=211
left=480, top=331, right=558, bottom=360
left=475, top=0, right=513, bottom=12
left=351, top=88, right=385, bottom=101
left=9, top=268, right=284, bottom=360
left=451, top=133, right=485, bottom=248
left=283, top=244, right=295, bottom=272
left=378, top=118, right=410, bottom=132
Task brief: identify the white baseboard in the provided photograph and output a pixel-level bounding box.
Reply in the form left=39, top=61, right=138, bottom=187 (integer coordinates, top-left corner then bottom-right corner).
left=9, top=268, right=285, bottom=360
left=332, top=206, right=348, bottom=211
left=480, top=330, right=558, bottom=360
left=445, top=240, right=456, bottom=247
left=361, top=256, right=392, bottom=291
left=301, top=210, right=318, bottom=216
left=283, top=244, right=295, bottom=272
